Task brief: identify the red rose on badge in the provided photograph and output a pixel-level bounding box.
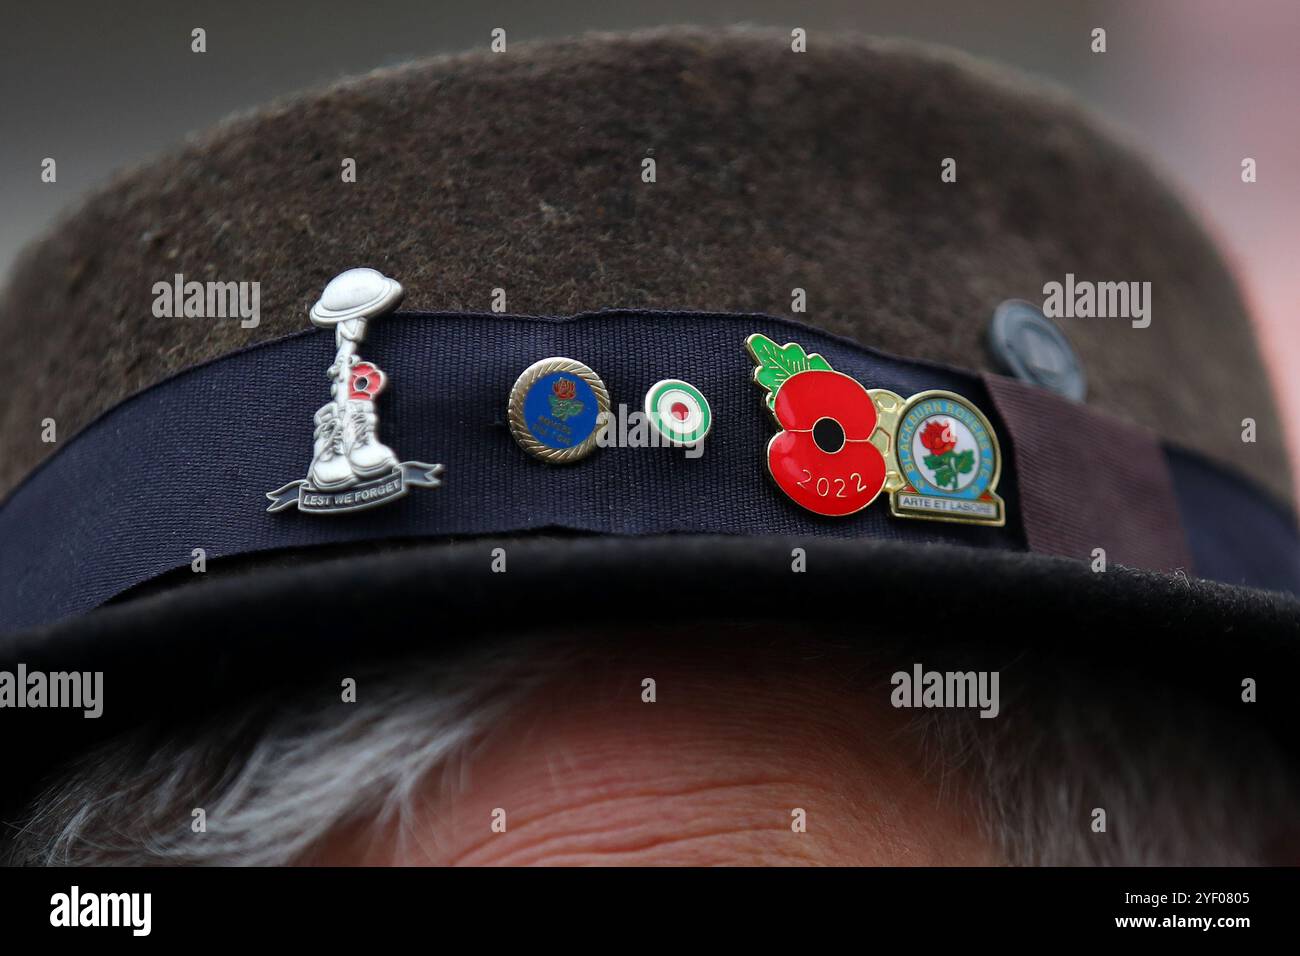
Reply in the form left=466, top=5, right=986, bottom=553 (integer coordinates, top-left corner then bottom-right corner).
left=349, top=362, right=387, bottom=400
left=553, top=377, right=577, bottom=400
left=920, top=419, right=956, bottom=456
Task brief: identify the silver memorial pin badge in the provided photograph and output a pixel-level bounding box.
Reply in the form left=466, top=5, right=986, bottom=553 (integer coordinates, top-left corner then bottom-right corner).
left=266, top=268, right=443, bottom=514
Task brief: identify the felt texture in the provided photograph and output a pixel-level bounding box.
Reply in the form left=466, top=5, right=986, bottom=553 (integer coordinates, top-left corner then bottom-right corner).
left=0, top=27, right=1290, bottom=504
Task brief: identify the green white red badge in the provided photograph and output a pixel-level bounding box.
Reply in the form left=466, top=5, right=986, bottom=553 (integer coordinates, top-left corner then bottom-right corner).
left=645, top=379, right=711, bottom=446
left=745, top=333, right=1004, bottom=526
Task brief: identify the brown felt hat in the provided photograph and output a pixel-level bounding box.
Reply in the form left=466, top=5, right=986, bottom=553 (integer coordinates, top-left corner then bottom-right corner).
left=0, top=29, right=1297, bottom=767
left=1, top=28, right=1291, bottom=503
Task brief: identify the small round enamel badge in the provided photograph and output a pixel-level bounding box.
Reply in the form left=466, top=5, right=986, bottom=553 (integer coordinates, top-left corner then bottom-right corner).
left=645, top=379, right=711, bottom=446
left=508, top=357, right=610, bottom=463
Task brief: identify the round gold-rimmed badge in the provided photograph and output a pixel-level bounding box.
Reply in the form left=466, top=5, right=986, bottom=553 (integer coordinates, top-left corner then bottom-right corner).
left=508, top=357, right=611, bottom=464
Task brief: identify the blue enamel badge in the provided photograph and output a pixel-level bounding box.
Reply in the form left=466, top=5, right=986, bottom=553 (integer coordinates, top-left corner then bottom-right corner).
left=508, top=357, right=610, bottom=464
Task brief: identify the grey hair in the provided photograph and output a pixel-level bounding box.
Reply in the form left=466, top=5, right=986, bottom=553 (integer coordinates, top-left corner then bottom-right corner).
left=3, top=633, right=1296, bottom=866
left=908, top=667, right=1298, bottom=866
left=3, top=639, right=576, bottom=866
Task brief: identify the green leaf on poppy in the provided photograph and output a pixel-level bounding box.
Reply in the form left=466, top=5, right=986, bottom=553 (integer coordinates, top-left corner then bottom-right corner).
left=924, top=453, right=947, bottom=470
left=746, top=333, right=834, bottom=409
left=933, top=464, right=956, bottom=488
left=953, top=449, right=975, bottom=474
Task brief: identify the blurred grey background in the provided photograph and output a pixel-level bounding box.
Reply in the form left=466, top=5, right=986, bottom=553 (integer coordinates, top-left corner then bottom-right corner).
left=3, top=0, right=1297, bottom=485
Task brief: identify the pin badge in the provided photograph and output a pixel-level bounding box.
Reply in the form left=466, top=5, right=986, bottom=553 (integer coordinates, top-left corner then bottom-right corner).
left=883, top=390, right=1004, bottom=525
left=645, top=379, right=711, bottom=447
left=508, top=357, right=610, bottom=464
left=745, top=334, right=890, bottom=516
left=744, top=333, right=1003, bottom=525
left=266, top=268, right=443, bottom=514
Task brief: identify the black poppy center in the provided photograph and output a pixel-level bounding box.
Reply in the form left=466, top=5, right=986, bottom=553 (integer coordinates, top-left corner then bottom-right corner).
left=355, top=377, right=369, bottom=390
left=812, top=416, right=845, bottom=454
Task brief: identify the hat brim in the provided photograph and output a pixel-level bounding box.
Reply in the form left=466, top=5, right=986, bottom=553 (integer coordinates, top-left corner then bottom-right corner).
left=2, top=533, right=1298, bottom=818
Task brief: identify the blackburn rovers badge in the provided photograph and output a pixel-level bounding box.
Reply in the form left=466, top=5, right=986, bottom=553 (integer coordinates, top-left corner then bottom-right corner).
left=883, top=390, right=1004, bottom=525
left=266, top=268, right=443, bottom=514
left=744, top=333, right=1003, bottom=526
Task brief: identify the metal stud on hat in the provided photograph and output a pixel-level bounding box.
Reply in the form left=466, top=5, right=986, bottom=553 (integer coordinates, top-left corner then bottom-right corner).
left=988, top=299, right=1086, bottom=402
